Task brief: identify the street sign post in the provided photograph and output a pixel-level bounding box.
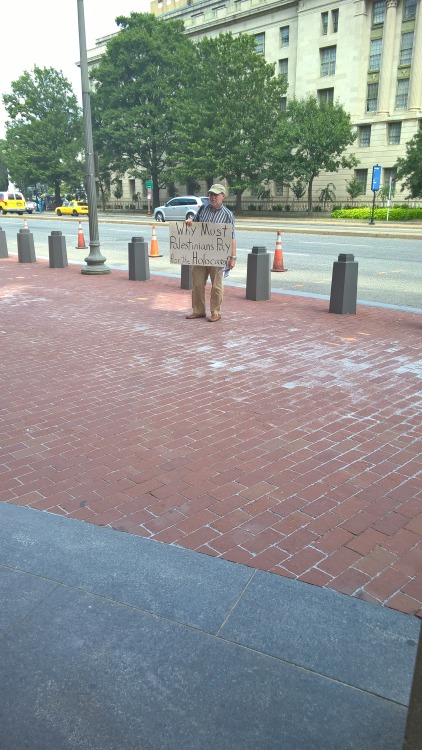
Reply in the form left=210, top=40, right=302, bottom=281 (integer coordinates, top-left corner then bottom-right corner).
left=386, top=176, right=396, bottom=222
left=369, top=164, right=382, bottom=225
left=145, top=180, right=153, bottom=216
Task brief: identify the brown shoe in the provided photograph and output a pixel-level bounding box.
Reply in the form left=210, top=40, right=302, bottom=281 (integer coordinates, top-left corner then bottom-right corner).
left=186, top=313, right=206, bottom=319
left=207, top=313, right=221, bottom=323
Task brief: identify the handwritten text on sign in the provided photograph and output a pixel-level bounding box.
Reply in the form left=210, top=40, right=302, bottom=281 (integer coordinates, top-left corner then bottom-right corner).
left=169, top=221, right=231, bottom=266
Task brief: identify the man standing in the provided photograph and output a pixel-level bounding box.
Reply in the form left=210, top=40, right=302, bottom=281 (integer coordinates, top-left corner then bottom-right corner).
left=185, top=184, right=236, bottom=322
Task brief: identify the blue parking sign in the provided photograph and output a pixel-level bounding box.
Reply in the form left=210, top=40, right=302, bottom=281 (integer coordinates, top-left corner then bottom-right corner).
left=371, top=165, right=382, bottom=191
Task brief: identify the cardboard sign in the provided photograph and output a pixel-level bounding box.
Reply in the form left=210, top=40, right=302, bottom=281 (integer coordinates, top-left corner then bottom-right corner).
left=169, top=221, right=231, bottom=266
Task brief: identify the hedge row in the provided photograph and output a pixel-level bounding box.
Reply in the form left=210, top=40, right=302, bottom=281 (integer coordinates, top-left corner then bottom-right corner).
left=331, top=207, right=422, bottom=221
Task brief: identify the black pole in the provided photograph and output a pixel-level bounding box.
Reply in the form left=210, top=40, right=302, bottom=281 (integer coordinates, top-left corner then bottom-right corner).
left=77, top=0, right=110, bottom=275
left=369, top=190, right=376, bottom=225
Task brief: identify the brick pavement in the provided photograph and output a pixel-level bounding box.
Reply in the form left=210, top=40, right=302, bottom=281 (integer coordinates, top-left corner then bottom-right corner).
left=1, top=257, right=421, bottom=617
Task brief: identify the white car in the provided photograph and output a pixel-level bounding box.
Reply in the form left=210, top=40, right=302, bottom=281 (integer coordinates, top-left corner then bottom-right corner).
left=25, top=200, right=37, bottom=214
left=153, top=196, right=210, bottom=222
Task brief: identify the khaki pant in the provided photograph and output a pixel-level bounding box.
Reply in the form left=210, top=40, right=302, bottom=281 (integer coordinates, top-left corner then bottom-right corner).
left=191, top=266, right=223, bottom=316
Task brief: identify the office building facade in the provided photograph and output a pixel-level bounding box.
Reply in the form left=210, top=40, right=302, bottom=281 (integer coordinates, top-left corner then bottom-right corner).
left=88, top=0, right=422, bottom=206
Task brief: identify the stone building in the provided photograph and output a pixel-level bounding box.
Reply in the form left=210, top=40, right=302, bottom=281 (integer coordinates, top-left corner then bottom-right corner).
left=87, top=0, right=422, bottom=207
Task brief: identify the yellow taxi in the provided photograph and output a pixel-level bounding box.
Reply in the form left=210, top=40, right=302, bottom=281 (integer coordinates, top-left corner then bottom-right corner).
left=0, top=191, right=26, bottom=215
left=55, top=200, right=89, bottom=217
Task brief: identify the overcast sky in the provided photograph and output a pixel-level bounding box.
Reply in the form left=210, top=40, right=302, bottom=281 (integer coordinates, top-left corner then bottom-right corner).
left=1, top=1, right=150, bottom=137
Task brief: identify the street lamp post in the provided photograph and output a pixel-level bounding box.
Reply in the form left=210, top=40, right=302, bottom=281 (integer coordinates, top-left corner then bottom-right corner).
left=77, top=0, right=110, bottom=274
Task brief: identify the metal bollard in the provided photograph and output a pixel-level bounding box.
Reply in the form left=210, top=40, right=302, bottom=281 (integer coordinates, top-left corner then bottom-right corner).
left=246, top=246, right=271, bottom=301
left=329, top=253, right=358, bottom=315
left=17, top=228, right=36, bottom=263
left=48, top=231, right=68, bottom=268
left=180, top=264, right=192, bottom=290
left=128, top=236, right=150, bottom=281
left=0, top=227, right=8, bottom=258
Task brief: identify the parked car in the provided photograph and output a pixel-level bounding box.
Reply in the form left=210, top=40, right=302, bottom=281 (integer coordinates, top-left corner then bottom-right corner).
left=25, top=200, right=37, bottom=214
left=55, top=200, right=89, bottom=217
left=153, top=196, right=210, bottom=222
left=0, top=191, right=26, bottom=215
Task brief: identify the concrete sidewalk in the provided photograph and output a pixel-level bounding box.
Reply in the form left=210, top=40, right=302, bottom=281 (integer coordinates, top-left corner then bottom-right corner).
left=0, top=255, right=421, bottom=747
left=0, top=502, right=419, bottom=750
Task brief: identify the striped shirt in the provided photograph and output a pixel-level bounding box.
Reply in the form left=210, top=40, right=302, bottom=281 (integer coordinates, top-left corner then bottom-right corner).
left=194, top=203, right=235, bottom=239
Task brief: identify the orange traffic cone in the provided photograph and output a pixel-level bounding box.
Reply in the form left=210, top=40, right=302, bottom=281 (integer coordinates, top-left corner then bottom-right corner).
left=75, top=221, right=87, bottom=249
left=23, top=217, right=29, bottom=230
left=271, top=230, right=287, bottom=272
left=149, top=225, right=162, bottom=257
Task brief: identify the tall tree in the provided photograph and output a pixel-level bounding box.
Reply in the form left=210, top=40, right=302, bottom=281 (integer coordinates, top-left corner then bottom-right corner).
left=2, top=67, right=83, bottom=203
left=394, top=128, right=422, bottom=198
left=0, top=147, right=8, bottom=189
left=269, top=94, right=358, bottom=213
left=91, top=13, right=195, bottom=207
left=172, top=33, right=288, bottom=212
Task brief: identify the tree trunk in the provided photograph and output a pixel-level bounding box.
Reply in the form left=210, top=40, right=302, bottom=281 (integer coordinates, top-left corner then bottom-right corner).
left=307, top=178, right=314, bottom=214
left=235, top=191, right=242, bottom=213
left=54, top=179, right=61, bottom=207
left=152, top=173, right=160, bottom=208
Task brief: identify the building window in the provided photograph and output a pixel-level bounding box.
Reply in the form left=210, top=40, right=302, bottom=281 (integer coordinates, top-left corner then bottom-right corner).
left=403, top=0, right=417, bottom=20
left=332, top=9, right=339, bottom=32
left=388, top=122, right=401, bottom=144
left=367, top=82, right=379, bottom=111
left=395, top=78, right=409, bottom=109
left=372, top=0, right=386, bottom=25
left=400, top=32, right=414, bottom=66
left=355, top=169, right=368, bottom=193
left=275, top=180, right=284, bottom=196
left=369, top=39, right=382, bottom=71
left=321, top=12, right=328, bottom=35
left=280, top=97, right=287, bottom=111
left=320, top=46, right=336, bottom=76
left=359, top=125, right=371, bottom=147
left=318, top=87, right=334, bottom=103
left=279, top=58, right=288, bottom=78
left=254, top=33, right=265, bottom=55
left=280, top=26, right=290, bottom=47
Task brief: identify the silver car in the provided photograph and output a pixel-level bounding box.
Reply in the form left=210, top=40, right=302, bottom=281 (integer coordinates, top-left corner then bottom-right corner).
left=154, top=196, right=210, bottom=222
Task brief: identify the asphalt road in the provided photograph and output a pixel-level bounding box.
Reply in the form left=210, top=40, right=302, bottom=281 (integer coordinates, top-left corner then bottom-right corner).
left=1, top=213, right=421, bottom=311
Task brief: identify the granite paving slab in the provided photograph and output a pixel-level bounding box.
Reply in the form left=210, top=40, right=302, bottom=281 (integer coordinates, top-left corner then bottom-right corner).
left=0, top=503, right=253, bottom=634
left=219, top=570, right=420, bottom=704
left=0, top=583, right=410, bottom=750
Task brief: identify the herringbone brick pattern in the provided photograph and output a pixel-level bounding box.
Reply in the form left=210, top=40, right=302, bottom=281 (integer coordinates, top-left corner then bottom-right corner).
left=1, top=257, right=421, bottom=616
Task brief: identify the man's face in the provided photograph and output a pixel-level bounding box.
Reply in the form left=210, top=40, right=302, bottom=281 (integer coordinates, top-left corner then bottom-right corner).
left=208, top=191, right=225, bottom=209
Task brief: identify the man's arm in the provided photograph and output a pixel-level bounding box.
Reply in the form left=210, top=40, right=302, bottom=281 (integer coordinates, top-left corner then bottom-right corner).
left=228, top=237, right=236, bottom=269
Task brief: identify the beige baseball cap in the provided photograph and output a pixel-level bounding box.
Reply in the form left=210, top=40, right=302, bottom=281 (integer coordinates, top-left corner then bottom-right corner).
left=208, top=184, right=226, bottom=196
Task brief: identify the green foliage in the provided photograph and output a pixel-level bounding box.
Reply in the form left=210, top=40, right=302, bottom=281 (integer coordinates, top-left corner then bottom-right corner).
left=269, top=94, right=358, bottom=212
left=0, top=148, right=8, bottom=189
left=91, top=13, right=195, bottom=207
left=394, top=128, right=422, bottom=198
left=345, top=176, right=364, bottom=199
left=290, top=181, right=306, bottom=200
left=171, top=32, right=287, bottom=212
left=2, top=66, right=84, bottom=200
left=318, top=182, right=336, bottom=209
left=331, top=207, right=422, bottom=220
left=113, top=184, right=123, bottom=200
